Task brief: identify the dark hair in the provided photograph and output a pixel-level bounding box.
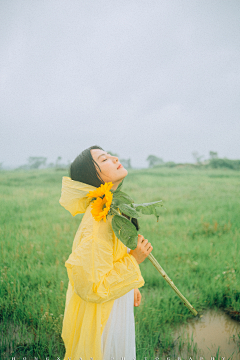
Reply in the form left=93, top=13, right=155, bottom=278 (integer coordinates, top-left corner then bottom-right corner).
left=70, top=145, right=139, bottom=231
left=70, top=145, right=104, bottom=187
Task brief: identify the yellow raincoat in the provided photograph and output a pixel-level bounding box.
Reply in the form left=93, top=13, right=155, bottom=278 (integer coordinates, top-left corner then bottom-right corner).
left=59, top=176, right=145, bottom=360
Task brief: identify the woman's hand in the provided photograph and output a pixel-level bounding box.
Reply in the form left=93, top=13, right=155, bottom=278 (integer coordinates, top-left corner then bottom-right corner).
left=134, top=288, right=141, bottom=307
left=129, top=234, right=153, bottom=265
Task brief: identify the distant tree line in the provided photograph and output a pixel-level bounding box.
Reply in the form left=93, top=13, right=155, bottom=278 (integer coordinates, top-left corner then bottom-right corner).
left=16, top=156, right=70, bottom=170
left=208, top=158, right=240, bottom=170
left=146, top=151, right=240, bottom=170
left=1, top=150, right=239, bottom=171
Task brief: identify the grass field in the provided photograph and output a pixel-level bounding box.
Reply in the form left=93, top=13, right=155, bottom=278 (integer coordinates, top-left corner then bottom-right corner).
left=0, top=167, right=240, bottom=359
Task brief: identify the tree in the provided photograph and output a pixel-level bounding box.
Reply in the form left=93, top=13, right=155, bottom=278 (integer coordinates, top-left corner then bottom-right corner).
left=192, top=151, right=204, bottom=164
left=146, top=155, right=164, bottom=168
left=27, top=157, right=47, bottom=169
left=209, top=151, right=218, bottom=159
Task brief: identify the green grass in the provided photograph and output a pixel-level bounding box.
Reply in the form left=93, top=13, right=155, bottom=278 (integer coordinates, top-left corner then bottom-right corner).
left=0, top=167, right=240, bottom=359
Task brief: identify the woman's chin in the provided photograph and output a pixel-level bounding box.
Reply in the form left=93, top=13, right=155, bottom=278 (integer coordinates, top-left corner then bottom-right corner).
left=121, top=168, right=128, bottom=177
left=115, top=168, right=128, bottom=183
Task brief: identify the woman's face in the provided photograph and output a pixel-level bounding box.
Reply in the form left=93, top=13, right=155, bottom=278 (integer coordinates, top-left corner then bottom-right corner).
left=91, top=149, right=128, bottom=190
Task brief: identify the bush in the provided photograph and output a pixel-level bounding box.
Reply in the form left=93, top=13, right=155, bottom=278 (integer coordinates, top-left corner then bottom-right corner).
left=164, top=161, right=177, bottom=168
left=209, top=158, right=240, bottom=170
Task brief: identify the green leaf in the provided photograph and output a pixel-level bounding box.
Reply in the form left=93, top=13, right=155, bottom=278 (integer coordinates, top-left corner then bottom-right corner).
left=112, top=214, right=138, bottom=249
left=132, top=201, right=163, bottom=220
left=112, top=191, right=134, bottom=204
left=132, top=200, right=163, bottom=212
left=118, top=204, right=140, bottom=218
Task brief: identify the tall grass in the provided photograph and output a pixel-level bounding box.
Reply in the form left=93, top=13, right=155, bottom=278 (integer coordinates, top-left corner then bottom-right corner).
left=0, top=167, right=239, bottom=359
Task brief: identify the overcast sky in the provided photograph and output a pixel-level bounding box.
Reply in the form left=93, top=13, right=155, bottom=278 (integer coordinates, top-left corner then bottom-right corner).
left=1, top=0, right=240, bottom=168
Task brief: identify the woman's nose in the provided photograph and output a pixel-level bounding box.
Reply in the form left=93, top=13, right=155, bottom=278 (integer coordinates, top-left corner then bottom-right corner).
left=112, top=156, right=118, bottom=163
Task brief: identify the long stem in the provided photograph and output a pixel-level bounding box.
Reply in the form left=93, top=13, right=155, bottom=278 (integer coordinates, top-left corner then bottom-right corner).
left=147, top=253, right=198, bottom=316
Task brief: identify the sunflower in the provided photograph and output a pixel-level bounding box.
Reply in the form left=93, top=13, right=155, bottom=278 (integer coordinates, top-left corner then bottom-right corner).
left=87, top=182, right=113, bottom=222
left=87, top=182, right=113, bottom=199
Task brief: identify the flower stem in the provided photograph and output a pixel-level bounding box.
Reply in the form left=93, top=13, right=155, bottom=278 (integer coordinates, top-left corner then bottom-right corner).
left=147, top=253, right=198, bottom=316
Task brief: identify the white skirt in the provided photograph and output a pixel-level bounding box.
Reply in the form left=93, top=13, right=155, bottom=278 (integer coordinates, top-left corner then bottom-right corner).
left=101, top=247, right=136, bottom=360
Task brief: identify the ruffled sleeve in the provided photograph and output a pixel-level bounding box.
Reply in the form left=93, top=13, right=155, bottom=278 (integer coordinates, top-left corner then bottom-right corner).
left=65, top=209, right=145, bottom=304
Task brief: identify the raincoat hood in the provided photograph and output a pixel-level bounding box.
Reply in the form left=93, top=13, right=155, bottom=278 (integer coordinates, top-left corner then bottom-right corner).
left=59, top=176, right=97, bottom=216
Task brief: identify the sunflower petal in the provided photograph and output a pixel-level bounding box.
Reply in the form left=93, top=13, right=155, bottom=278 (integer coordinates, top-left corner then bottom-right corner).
left=88, top=182, right=113, bottom=221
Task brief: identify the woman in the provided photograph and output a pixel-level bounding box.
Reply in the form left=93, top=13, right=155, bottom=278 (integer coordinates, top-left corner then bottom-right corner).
left=60, top=145, right=153, bottom=360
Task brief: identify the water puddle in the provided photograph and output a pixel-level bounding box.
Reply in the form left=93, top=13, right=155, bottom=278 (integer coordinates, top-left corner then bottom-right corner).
left=171, top=308, right=240, bottom=360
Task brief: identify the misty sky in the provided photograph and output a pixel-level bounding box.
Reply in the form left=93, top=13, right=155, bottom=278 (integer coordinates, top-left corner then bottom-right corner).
left=1, top=0, right=240, bottom=168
